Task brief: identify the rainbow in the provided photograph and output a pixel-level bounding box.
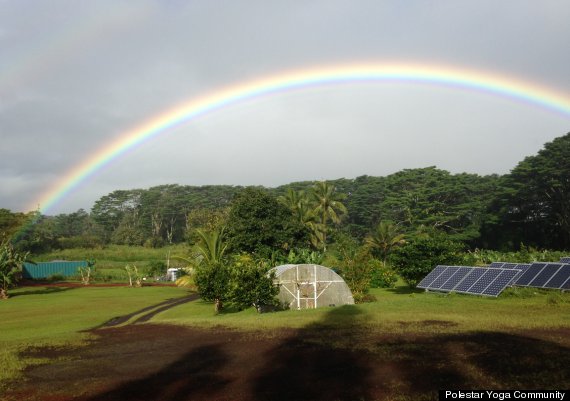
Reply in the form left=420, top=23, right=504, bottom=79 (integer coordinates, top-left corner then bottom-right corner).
left=29, top=62, right=570, bottom=215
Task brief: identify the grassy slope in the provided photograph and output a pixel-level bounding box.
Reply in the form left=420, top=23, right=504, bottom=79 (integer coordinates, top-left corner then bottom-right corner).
left=31, top=244, right=188, bottom=269
left=0, top=285, right=189, bottom=385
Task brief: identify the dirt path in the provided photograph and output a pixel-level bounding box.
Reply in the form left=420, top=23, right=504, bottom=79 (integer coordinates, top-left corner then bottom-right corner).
left=4, top=320, right=570, bottom=401
left=94, top=294, right=200, bottom=328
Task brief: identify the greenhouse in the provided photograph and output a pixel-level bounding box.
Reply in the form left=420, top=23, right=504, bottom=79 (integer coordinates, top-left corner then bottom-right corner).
left=270, top=264, right=354, bottom=309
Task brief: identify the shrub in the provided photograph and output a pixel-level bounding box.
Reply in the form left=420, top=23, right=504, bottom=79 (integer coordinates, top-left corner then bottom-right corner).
left=147, top=261, right=167, bottom=278
left=369, top=260, right=398, bottom=288
left=228, top=255, right=278, bottom=311
left=389, top=234, right=464, bottom=287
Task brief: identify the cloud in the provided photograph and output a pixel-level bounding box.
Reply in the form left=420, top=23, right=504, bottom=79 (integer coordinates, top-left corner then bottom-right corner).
left=1, top=1, right=569, bottom=214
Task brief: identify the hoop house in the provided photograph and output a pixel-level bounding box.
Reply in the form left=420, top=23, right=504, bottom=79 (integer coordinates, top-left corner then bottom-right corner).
left=270, top=264, right=354, bottom=309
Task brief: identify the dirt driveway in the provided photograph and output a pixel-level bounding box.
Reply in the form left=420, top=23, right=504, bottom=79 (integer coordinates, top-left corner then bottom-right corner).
left=4, top=311, right=570, bottom=401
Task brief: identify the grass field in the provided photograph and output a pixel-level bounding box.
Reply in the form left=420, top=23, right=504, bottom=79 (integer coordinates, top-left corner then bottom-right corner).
left=0, top=285, right=189, bottom=386
left=155, top=286, right=570, bottom=333
left=1, top=281, right=569, bottom=393
left=32, top=244, right=188, bottom=265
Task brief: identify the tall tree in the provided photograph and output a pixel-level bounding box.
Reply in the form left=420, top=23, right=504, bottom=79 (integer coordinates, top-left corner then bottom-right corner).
left=192, top=227, right=230, bottom=313
left=226, top=187, right=308, bottom=257
left=310, top=181, right=347, bottom=249
left=492, top=132, right=570, bottom=249
left=365, top=221, right=406, bottom=264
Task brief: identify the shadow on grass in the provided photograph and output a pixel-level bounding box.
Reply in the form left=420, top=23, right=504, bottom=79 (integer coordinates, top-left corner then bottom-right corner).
left=9, top=286, right=76, bottom=297
left=385, top=285, right=424, bottom=295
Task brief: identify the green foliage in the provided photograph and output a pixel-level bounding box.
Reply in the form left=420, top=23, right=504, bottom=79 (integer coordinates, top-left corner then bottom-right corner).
left=368, top=260, right=398, bottom=288
left=193, top=261, right=231, bottom=313
left=77, top=259, right=96, bottom=286
left=0, top=240, right=28, bottom=299
left=487, top=132, right=570, bottom=249
left=147, top=261, right=167, bottom=278
left=330, top=233, right=373, bottom=302
left=282, top=248, right=324, bottom=265
left=389, top=233, right=464, bottom=287
left=311, top=181, right=348, bottom=249
left=462, top=247, right=569, bottom=266
left=365, top=220, right=406, bottom=262
left=185, top=207, right=229, bottom=244
left=124, top=264, right=143, bottom=287
left=57, top=234, right=104, bottom=249
left=225, top=187, right=308, bottom=258
left=228, top=254, right=278, bottom=311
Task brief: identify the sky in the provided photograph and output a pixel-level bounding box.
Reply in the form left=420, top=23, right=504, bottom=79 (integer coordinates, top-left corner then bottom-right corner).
left=1, top=1, right=569, bottom=215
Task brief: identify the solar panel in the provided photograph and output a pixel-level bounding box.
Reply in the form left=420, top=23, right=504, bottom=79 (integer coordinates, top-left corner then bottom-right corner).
left=514, top=263, right=547, bottom=286
left=440, top=267, right=472, bottom=290
left=489, top=262, right=504, bottom=268
left=559, top=257, right=570, bottom=263
left=468, top=269, right=502, bottom=294
left=563, top=275, right=570, bottom=290
left=454, top=268, right=487, bottom=292
left=430, top=266, right=461, bottom=289
left=508, top=264, right=531, bottom=285
left=544, top=265, right=570, bottom=289
left=482, top=269, right=519, bottom=296
left=528, top=263, right=563, bottom=287
left=417, top=261, right=570, bottom=297
left=417, top=265, right=448, bottom=289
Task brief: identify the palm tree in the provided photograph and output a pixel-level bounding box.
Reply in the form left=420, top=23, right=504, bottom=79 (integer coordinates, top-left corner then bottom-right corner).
left=365, top=221, right=406, bottom=264
left=194, top=227, right=227, bottom=265
left=311, top=181, right=347, bottom=249
left=279, top=189, right=325, bottom=250
left=193, top=227, right=229, bottom=313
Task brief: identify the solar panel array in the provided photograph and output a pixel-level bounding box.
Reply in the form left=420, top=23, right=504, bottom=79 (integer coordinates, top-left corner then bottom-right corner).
left=512, top=262, right=570, bottom=289
left=417, top=266, right=519, bottom=297
left=488, top=262, right=531, bottom=285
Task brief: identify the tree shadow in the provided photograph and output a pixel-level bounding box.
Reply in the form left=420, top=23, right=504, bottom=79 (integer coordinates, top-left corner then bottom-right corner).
left=9, top=286, right=76, bottom=297
left=85, top=344, right=231, bottom=401
left=251, top=305, right=373, bottom=401
left=385, top=285, right=424, bottom=295
left=381, top=329, right=570, bottom=394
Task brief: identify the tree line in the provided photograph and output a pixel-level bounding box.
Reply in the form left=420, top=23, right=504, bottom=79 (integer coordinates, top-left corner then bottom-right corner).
left=2, top=132, right=570, bottom=254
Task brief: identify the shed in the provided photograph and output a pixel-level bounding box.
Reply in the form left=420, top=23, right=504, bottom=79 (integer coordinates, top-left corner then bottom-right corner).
left=22, top=261, right=87, bottom=279
left=270, top=264, right=354, bottom=309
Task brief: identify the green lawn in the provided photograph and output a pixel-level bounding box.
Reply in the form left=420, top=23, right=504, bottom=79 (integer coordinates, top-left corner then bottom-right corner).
left=154, top=286, right=570, bottom=333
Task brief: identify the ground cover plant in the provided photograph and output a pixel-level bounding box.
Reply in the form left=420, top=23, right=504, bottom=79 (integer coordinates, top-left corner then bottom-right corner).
left=1, top=282, right=569, bottom=400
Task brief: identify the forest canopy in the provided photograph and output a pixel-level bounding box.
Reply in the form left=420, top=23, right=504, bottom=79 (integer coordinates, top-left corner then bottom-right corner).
left=2, top=132, right=570, bottom=253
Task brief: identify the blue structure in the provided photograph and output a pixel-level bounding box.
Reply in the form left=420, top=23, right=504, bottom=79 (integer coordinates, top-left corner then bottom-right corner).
left=22, top=261, right=87, bottom=279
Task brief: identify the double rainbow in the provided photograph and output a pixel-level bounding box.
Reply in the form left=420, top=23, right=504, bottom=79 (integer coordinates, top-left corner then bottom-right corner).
left=30, top=63, right=570, bottom=215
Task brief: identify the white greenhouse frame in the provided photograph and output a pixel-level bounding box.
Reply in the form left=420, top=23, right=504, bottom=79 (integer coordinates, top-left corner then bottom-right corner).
left=270, top=264, right=355, bottom=309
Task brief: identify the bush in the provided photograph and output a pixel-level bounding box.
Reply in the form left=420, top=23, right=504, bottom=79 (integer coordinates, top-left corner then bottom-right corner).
left=369, top=260, right=398, bottom=288
left=389, top=234, right=464, bottom=287
left=147, top=261, right=167, bottom=278
left=228, top=255, right=278, bottom=311
left=331, top=233, right=373, bottom=302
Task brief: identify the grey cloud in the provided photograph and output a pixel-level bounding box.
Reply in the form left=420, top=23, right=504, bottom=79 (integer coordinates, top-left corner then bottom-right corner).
left=1, top=1, right=569, bottom=213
